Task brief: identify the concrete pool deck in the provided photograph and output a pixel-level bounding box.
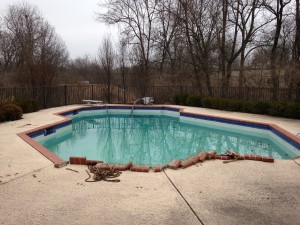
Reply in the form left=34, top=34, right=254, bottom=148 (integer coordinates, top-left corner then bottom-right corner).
left=0, top=105, right=300, bottom=225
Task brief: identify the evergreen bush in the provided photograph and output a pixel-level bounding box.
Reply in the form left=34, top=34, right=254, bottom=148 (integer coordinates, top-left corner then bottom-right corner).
left=269, top=101, right=287, bottom=117
left=173, top=93, right=190, bottom=105
left=285, top=102, right=300, bottom=119
left=226, top=99, right=243, bottom=111
left=252, top=101, right=271, bottom=114
left=201, top=97, right=213, bottom=108
left=14, top=99, right=39, bottom=113
left=0, top=108, right=5, bottom=122
left=0, top=103, right=23, bottom=121
left=173, top=94, right=300, bottom=119
left=186, top=95, right=202, bottom=107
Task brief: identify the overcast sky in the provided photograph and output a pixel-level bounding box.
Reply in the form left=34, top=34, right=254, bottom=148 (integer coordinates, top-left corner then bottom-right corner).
left=0, top=0, right=118, bottom=59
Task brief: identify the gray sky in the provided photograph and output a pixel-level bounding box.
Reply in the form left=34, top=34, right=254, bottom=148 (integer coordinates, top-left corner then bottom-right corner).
left=0, top=0, right=118, bottom=59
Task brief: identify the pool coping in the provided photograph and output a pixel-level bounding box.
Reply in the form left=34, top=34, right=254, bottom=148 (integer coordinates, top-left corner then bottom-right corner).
left=17, top=104, right=300, bottom=166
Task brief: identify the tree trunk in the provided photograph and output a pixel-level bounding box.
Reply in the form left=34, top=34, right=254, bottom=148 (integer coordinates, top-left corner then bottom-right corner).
left=239, top=49, right=245, bottom=96
left=225, top=63, right=232, bottom=97
left=204, top=71, right=212, bottom=96
left=202, top=57, right=212, bottom=96
left=270, top=56, right=279, bottom=100
left=296, top=0, right=300, bottom=62
left=220, top=0, right=228, bottom=97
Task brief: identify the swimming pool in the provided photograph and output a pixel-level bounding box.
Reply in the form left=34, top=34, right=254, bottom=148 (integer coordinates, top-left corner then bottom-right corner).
left=25, top=106, right=300, bottom=166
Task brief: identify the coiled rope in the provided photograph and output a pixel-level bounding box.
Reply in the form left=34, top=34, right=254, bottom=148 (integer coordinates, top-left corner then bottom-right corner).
left=85, top=164, right=121, bottom=182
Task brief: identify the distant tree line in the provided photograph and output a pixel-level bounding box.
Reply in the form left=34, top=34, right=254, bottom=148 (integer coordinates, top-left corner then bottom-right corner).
left=1, top=1, right=300, bottom=101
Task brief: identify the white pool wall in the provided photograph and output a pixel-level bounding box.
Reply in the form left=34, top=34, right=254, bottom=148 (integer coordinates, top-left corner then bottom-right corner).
left=181, top=116, right=299, bottom=157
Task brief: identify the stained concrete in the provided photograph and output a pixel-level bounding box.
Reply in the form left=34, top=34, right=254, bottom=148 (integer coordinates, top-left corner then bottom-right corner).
left=0, top=105, right=299, bottom=225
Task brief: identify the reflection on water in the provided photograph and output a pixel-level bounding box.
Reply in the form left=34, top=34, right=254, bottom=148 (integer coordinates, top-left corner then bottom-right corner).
left=41, top=114, right=286, bottom=165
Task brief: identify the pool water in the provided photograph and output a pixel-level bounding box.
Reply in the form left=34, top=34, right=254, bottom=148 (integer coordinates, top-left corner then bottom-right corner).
left=34, top=112, right=299, bottom=166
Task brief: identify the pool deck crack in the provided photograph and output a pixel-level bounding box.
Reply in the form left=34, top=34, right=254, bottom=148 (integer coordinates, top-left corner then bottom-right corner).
left=163, top=170, right=204, bottom=225
left=0, top=164, right=52, bottom=187
left=292, top=159, right=300, bottom=167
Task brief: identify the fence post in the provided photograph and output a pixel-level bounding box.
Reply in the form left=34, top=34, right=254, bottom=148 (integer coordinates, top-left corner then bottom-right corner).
left=124, top=86, right=126, bottom=104
left=91, top=84, right=94, bottom=100
left=32, top=86, right=35, bottom=101
left=246, top=87, right=250, bottom=101
left=64, top=85, right=67, bottom=105
left=297, top=87, right=300, bottom=103
left=117, top=86, right=120, bottom=104
left=13, top=87, right=17, bottom=100
left=43, top=87, right=46, bottom=108
left=152, top=86, right=155, bottom=97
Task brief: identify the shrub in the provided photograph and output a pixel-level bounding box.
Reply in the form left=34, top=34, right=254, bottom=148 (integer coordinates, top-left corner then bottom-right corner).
left=201, top=98, right=242, bottom=111
left=201, top=97, right=213, bottom=108
left=0, top=103, right=23, bottom=121
left=285, top=102, right=300, bottom=119
left=216, top=98, right=227, bottom=110
left=0, top=108, right=5, bottom=122
left=241, top=101, right=254, bottom=113
left=210, top=98, right=221, bottom=109
left=180, top=93, right=190, bottom=105
left=252, top=101, right=271, bottom=115
left=186, top=95, right=202, bottom=107
left=226, top=99, right=243, bottom=111
left=173, top=95, right=180, bottom=105
left=269, top=101, right=287, bottom=117
left=173, top=93, right=300, bottom=119
left=173, top=93, right=190, bottom=105
left=14, top=99, right=39, bottom=113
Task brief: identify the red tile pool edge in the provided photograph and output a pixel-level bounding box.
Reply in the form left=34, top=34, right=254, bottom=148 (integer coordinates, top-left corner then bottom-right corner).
left=17, top=117, right=73, bottom=167
left=17, top=105, right=300, bottom=169
left=18, top=132, right=64, bottom=165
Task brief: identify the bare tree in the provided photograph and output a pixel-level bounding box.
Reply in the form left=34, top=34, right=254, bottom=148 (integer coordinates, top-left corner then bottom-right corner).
left=178, top=0, right=219, bottom=95
left=291, top=0, right=300, bottom=93
left=262, top=0, right=292, bottom=99
left=236, top=0, right=269, bottom=89
left=295, top=0, right=300, bottom=62
left=93, top=0, right=299, bottom=97
left=218, top=0, right=228, bottom=96
left=117, top=38, right=129, bottom=102
left=217, top=0, right=267, bottom=96
left=98, top=37, right=115, bottom=103
left=68, top=55, right=98, bottom=78
left=154, top=0, right=181, bottom=72
left=0, top=31, right=16, bottom=73
left=1, top=3, right=68, bottom=86
left=97, top=0, right=159, bottom=96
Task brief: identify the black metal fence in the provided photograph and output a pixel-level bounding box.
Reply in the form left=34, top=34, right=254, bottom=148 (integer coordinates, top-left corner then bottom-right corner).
left=0, top=85, right=299, bottom=109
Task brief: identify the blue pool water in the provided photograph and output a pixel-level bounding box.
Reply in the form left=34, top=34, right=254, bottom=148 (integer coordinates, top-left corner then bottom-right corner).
left=33, top=109, right=300, bottom=166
